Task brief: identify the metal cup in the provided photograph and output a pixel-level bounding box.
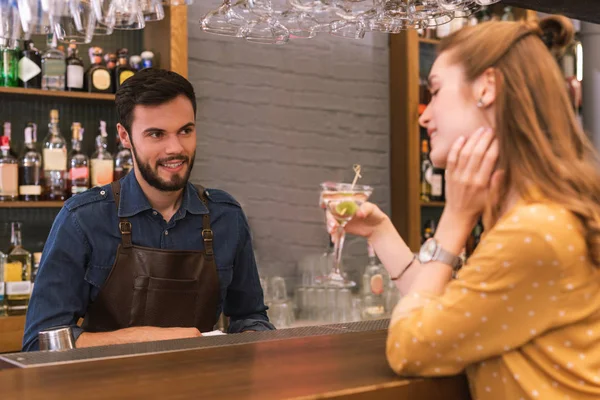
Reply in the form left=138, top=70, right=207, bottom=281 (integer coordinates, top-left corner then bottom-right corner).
left=38, top=326, right=76, bottom=351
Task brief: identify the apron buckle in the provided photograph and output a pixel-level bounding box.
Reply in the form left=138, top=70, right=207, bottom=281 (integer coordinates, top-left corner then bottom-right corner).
left=119, top=221, right=132, bottom=234
left=202, top=229, right=214, bottom=241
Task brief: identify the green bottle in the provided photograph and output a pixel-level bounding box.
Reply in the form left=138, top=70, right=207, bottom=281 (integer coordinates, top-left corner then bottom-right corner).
left=0, top=39, right=19, bottom=87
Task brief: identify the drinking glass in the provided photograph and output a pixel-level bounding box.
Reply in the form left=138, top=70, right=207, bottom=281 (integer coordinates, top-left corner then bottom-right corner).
left=200, top=0, right=247, bottom=37
left=0, top=0, right=23, bottom=40
left=319, top=182, right=373, bottom=288
left=52, top=0, right=95, bottom=44
left=106, top=0, right=144, bottom=30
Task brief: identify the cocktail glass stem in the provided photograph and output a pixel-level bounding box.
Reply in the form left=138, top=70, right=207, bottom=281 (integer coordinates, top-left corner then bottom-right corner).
left=332, top=224, right=346, bottom=279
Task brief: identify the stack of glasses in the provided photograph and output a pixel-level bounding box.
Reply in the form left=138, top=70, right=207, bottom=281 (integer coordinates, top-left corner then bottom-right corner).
left=200, top=0, right=503, bottom=45
left=0, top=0, right=191, bottom=45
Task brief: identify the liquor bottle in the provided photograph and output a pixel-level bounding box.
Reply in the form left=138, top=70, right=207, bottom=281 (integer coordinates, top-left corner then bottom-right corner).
left=129, top=55, right=142, bottom=71
left=41, top=34, right=66, bottom=91
left=422, top=220, right=437, bottom=244
left=420, top=140, right=432, bottom=202
left=18, top=40, right=42, bottom=89
left=141, top=50, right=154, bottom=69
left=430, top=167, right=445, bottom=202
left=114, top=48, right=135, bottom=91
left=86, top=47, right=113, bottom=93
left=18, top=125, right=43, bottom=201
left=114, top=133, right=133, bottom=180
left=104, top=53, right=117, bottom=70
left=3, top=121, right=18, bottom=158
left=0, top=136, right=18, bottom=201
left=90, top=121, right=114, bottom=187
left=0, top=39, right=19, bottom=87
left=0, top=251, right=6, bottom=316
left=5, top=222, right=32, bottom=316
left=42, top=109, right=68, bottom=200
left=66, top=43, right=84, bottom=92
left=68, top=122, right=89, bottom=196
left=32, top=252, right=42, bottom=285
left=104, top=52, right=117, bottom=89
left=501, top=6, right=515, bottom=22
left=361, top=244, right=388, bottom=320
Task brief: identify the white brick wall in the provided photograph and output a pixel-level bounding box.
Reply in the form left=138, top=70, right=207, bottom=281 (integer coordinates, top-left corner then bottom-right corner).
left=188, top=3, right=391, bottom=286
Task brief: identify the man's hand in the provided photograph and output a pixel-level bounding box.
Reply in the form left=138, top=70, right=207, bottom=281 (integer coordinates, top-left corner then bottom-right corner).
left=76, top=326, right=201, bottom=348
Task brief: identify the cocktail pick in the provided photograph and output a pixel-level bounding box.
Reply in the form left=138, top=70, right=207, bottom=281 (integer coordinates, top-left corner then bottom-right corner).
left=351, top=164, right=362, bottom=189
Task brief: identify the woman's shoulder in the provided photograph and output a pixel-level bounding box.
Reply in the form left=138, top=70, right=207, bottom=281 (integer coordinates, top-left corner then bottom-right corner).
left=491, top=200, right=585, bottom=250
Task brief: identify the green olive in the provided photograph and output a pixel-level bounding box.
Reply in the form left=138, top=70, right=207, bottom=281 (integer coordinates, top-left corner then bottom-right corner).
left=335, top=200, right=359, bottom=217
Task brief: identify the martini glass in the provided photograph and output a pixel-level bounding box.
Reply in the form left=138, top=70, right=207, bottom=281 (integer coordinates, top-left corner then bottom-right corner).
left=319, top=182, right=373, bottom=288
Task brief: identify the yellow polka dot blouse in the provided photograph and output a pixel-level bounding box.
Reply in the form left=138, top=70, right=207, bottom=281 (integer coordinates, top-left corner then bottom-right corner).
left=387, top=201, right=600, bottom=399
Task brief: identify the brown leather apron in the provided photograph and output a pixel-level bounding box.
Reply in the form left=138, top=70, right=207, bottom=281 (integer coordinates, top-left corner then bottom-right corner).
left=82, top=181, right=220, bottom=333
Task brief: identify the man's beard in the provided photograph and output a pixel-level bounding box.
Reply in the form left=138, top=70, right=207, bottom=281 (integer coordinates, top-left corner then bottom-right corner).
left=130, top=140, right=195, bottom=192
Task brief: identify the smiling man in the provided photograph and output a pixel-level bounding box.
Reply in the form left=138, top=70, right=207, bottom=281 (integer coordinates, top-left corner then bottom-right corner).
left=23, top=69, right=274, bottom=351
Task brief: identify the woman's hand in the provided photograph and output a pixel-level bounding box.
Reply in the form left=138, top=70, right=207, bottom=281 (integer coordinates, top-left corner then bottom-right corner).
left=326, top=202, right=391, bottom=241
left=444, top=127, right=501, bottom=226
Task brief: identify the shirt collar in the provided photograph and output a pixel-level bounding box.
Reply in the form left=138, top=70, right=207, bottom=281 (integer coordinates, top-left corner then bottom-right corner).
left=117, top=171, right=209, bottom=218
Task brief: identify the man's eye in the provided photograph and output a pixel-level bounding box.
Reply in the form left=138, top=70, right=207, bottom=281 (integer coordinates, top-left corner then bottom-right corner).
left=180, top=128, right=193, bottom=135
left=149, top=132, right=163, bottom=138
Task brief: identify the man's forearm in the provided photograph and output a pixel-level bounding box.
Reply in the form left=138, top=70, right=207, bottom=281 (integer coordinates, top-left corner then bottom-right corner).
left=76, top=326, right=202, bottom=348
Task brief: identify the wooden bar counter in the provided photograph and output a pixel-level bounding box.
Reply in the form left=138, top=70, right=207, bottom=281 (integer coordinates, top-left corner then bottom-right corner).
left=0, top=321, right=470, bottom=399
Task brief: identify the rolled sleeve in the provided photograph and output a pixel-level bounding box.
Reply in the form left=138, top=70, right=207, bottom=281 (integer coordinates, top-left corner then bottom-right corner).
left=225, top=211, right=275, bottom=333
left=22, top=209, right=92, bottom=351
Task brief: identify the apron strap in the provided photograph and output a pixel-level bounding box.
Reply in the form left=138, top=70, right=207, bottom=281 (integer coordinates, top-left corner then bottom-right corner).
left=195, top=185, right=214, bottom=258
left=111, top=181, right=133, bottom=249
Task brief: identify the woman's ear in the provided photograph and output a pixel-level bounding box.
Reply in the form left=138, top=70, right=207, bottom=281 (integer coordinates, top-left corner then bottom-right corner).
left=473, top=67, right=497, bottom=108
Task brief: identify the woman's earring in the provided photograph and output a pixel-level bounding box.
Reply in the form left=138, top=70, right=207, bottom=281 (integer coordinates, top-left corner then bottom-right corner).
left=477, top=98, right=485, bottom=108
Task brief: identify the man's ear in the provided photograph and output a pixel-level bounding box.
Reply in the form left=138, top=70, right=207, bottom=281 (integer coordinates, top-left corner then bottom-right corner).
left=117, top=123, right=131, bottom=149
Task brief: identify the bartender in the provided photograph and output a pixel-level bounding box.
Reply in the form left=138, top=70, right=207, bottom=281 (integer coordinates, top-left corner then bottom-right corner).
left=23, top=69, right=274, bottom=351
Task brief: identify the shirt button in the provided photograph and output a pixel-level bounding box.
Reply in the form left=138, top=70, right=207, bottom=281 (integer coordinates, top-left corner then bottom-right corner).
left=153, top=211, right=158, bottom=216
left=164, top=230, right=169, bottom=236
left=100, top=190, right=106, bottom=196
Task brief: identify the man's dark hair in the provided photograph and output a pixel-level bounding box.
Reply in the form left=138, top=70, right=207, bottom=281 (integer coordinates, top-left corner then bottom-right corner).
left=115, top=68, right=197, bottom=135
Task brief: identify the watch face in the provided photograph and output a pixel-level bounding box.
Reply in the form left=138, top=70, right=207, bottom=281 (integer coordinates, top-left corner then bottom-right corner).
left=419, top=238, right=437, bottom=263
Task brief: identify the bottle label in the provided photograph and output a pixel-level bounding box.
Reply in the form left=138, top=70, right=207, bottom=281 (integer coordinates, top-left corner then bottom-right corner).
left=66, top=65, right=84, bottom=89
left=19, top=185, right=42, bottom=195
left=0, top=164, right=19, bottom=196
left=370, top=274, right=384, bottom=295
left=43, top=59, right=66, bottom=77
left=70, top=166, right=89, bottom=180
left=91, top=159, right=114, bottom=187
left=71, top=186, right=88, bottom=195
left=5, top=261, right=23, bottom=281
left=43, top=148, right=67, bottom=171
left=431, top=174, right=443, bottom=197
left=18, top=57, right=42, bottom=83
left=119, top=70, right=135, bottom=85
left=0, top=282, right=4, bottom=300
left=92, top=69, right=111, bottom=91
left=6, top=281, right=31, bottom=296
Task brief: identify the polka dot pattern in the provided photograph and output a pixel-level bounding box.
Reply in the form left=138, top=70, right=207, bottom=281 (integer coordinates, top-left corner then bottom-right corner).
left=386, top=201, right=600, bottom=399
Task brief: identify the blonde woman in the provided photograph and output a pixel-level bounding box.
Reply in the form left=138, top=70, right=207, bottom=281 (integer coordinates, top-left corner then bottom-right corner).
left=329, top=18, right=600, bottom=399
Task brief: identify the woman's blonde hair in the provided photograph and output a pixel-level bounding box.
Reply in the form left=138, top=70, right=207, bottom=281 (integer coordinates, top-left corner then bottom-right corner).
left=439, top=17, right=600, bottom=267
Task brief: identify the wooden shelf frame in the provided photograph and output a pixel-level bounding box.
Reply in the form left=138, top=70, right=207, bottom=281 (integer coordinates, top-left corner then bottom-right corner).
left=421, top=202, right=446, bottom=208
left=0, top=201, right=64, bottom=208
left=0, top=87, right=114, bottom=101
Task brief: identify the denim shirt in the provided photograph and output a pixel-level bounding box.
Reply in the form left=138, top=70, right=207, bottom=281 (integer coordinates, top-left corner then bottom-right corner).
left=23, top=172, right=274, bottom=351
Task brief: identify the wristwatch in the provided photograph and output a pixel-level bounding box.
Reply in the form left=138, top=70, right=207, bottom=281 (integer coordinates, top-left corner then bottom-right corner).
left=419, top=238, right=463, bottom=271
